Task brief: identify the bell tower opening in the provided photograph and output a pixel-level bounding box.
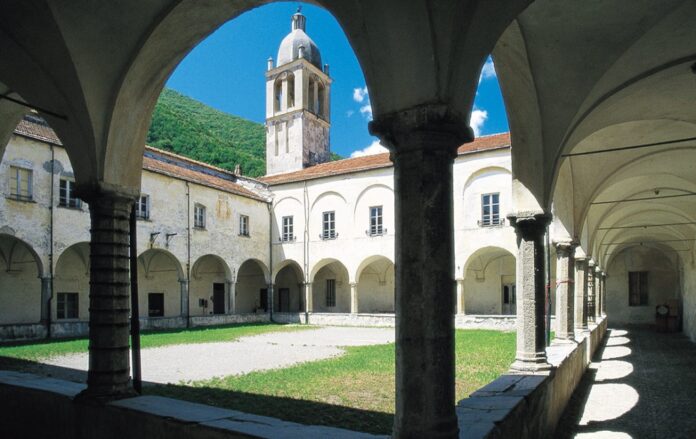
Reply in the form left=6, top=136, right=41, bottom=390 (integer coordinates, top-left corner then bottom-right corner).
left=265, top=8, right=332, bottom=176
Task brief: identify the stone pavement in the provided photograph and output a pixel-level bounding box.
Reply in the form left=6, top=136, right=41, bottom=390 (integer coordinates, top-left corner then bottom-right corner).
left=555, top=327, right=696, bottom=439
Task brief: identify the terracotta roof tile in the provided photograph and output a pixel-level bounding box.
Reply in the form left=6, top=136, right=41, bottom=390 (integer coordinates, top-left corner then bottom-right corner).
left=262, top=132, right=511, bottom=185
left=14, top=115, right=62, bottom=145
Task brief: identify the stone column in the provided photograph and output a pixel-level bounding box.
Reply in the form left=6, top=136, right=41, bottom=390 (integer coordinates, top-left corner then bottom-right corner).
left=456, top=278, right=465, bottom=314
left=601, top=273, right=607, bottom=316
left=40, top=276, right=52, bottom=326
left=370, top=106, right=470, bottom=438
left=227, top=281, right=236, bottom=314
left=179, top=279, right=189, bottom=318
left=267, top=283, right=274, bottom=314
left=350, top=282, right=358, bottom=314
left=507, top=212, right=553, bottom=372
left=587, top=261, right=596, bottom=323
left=77, top=185, right=137, bottom=400
left=553, top=241, right=576, bottom=342
left=595, top=268, right=603, bottom=320
left=574, top=258, right=588, bottom=336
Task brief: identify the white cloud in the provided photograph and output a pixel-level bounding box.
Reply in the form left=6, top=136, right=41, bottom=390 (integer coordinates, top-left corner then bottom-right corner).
left=359, top=104, right=373, bottom=120
left=479, top=58, right=496, bottom=83
left=353, top=86, right=368, bottom=103
left=350, top=140, right=388, bottom=158
left=470, top=109, right=488, bottom=137
left=346, top=110, right=354, bottom=117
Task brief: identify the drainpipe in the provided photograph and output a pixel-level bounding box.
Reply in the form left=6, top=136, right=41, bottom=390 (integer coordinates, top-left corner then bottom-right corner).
left=46, top=144, right=55, bottom=339
left=186, top=182, right=191, bottom=328
left=545, top=228, right=552, bottom=346
left=129, top=205, right=142, bottom=393
left=268, top=202, right=273, bottom=322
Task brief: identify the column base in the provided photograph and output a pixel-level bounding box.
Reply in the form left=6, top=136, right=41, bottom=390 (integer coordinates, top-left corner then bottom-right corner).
left=510, top=352, right=553, bottom=372
left=552, top=336, right=578, bottom=345
left=75, top=386, right=138, bottom=405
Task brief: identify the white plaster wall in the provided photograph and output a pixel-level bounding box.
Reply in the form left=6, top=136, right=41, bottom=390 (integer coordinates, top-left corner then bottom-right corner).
left=274, top=265, right=302, bottom=312
left=0, top=239, right=41, bottom=324
left=312, top=262, right=350, bottom=313
left=53, top=244, right=90, bottom=321
left=236, top=260, right=268, bottom=313
left=137, top=250, right=182, bottom=318
left=357, top=259, right=394, bottom=313
left=606, top=246, right=680, bottom=324
left=190, top=255, right=229, bottom=317
left=464, top=253, right=516, bottom=315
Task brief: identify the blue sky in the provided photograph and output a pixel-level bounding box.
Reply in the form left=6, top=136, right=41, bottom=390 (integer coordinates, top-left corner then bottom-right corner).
left=166, top=2, right=508, bottom=159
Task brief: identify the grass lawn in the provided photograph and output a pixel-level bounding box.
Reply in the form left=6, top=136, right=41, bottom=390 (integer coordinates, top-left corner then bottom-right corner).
left=0, top=323, right=308, bottom=362
left=147, top=329, right=516, bottom=434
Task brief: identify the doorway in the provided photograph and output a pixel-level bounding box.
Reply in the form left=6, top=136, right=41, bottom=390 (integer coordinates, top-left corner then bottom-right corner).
left=213, top=283, right=225, bottom=314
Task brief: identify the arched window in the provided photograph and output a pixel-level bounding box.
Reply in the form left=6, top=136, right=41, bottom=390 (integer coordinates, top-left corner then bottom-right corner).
left=274, top=78, right=283, bottom=113
left=317, top=82, right=326, bottom=118
left=287, top=72, right=295, bottom=109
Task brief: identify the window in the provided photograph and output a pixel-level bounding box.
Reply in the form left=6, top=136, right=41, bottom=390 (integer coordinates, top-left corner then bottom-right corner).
left=239, top=214, right=250, bottom=236
left=58, top=179, right=81, bottom=208
left=369, top=206, right=384, bottom=236
left=135, top=195, right=149, bottom=220
left=57, top=292, right=78, bottom=319
left=282, top=216, right=294, bottom=242
left=322, top=211, right=336, bottom=239
left=8, top=166, right=32, bottom=201
left=629, top=271, right=648, bottom=306
left=480, top=193, right=500, bottom=226
left=194, top=203, right=206, bottom=229
left=326, top=279, right=336, bottom=307
left=148, top=293, right=164, bottom=317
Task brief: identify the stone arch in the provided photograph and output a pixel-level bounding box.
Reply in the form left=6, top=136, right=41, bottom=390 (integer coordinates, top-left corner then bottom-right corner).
left=310, top=258, right=350, bottom=313
left=355, top=255, right=395, bottom=313
left=190, top=254, right=232, bottom=316
left=138, top=249, right=185, bottom=318
left=236, top=259, right=271, bottom=313
left=462, top=246, right=516, bottom=315
left=54, top=242, right=90, bottom=322
left=0, top=234, right=43, bottom=324
left=273, top=259, right=304, bottom=313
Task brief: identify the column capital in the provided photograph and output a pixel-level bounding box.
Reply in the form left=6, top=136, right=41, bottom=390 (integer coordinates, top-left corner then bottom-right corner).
left=369, top=104, right=472, bottom=157
left=575, top=256, right=588, bottom=264
left=75, top=181, right=139, bottom=205
left=553, top=240, right=578, bottom=256
left=349, top=282, right=357, bottom=288
left=507, top=212, right=552, bottom=241
left=588, top=259, right=596, bottom=268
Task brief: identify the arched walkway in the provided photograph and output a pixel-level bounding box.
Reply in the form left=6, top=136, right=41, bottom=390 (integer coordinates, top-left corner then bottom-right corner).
left=355, top=256, right=394, bottom=313
left=54, top=242, right=89, bottom=322
left=236, top=259, right=269, bottom=313
left=190, top=254, right=231, bottom=316
left=311, top=259, right=350, bottom=313
left=138, top=249, right=184, bottom=318
left=273, top=260, right=303, bottom=313
left=462, top=247, right=516, bottom=315
left=0, top=234, right=43, bottom=324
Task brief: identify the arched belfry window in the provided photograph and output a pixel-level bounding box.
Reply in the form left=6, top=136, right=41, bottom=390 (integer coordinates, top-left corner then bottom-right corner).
left=308, top=77, right=316, bottom=113
left=317, top=82, right=326, bottom=119
left=274, top=77, right=283, bottom=113
left=287, top=72, right=295, bottom=109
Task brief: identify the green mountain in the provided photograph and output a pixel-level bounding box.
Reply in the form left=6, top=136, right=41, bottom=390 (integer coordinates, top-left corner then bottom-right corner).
left=146, top=88, right=342, bottom=178
left=146, top=89, right=267, bottom=177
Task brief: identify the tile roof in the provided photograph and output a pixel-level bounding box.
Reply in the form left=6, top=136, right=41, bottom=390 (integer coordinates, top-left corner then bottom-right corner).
left=262, top=132, right=511, bottom=185
left=13, top=116, right=268, bottom=202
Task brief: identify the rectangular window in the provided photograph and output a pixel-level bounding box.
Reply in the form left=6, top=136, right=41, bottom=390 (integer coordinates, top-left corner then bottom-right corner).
left=9, top=166, right=32, bottom=201
left=282, top=216, right=294, bottom=242
left=58, top=179, right=81, bottom=208
left=135, top=195, right=149, bottom=220
left=481, top=193, right=500, bottom=226
left=194, top=203, right=206, bottom=229
left=326, top=279, right=336, bottom=307
left=239, top=214, right=249, bottom=236
left=369, top=206, right=384, bottom=236
left=322, top=211, right=336, bottom=239
left=148, top=293, right=164, bottom=317
left=628, top=271, right=648, bottom=306
left=57, top=292, right=79, bottom=319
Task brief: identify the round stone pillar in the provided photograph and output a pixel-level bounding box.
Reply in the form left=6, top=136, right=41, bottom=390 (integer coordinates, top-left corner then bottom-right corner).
left=574, top=257, right=588, bottom=336
left=349, top=282, right=358, bottom=314
left=553, top=241, right=577, bottom=342
left=507, top=212, right=553, bottom=372
left=370, top=105, right=471, bottom=439
left=587, top=261, right=596, bottom=323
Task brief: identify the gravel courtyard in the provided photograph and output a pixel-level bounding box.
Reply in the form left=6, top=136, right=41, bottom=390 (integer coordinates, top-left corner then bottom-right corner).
left=41, top=326, right=394, bottom=384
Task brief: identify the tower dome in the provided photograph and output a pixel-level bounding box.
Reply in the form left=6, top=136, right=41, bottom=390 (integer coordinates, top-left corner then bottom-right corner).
left=276, top=9, right=322, bottom=69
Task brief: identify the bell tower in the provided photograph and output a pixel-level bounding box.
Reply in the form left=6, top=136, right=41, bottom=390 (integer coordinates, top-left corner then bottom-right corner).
left=265, top=8, right=332, bottom=176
